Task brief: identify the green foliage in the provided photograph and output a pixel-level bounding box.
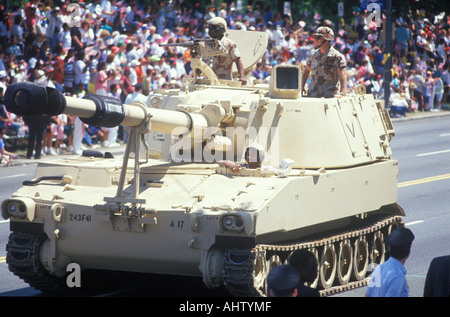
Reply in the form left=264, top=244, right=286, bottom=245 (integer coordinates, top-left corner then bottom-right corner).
left=5, top=0, right=26, bottom=9
left=391, top=0, right=449, bottom=18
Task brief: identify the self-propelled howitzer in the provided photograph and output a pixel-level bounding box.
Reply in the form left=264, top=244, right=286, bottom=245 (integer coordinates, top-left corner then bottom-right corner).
left=2, top=35, right=404, bottom=296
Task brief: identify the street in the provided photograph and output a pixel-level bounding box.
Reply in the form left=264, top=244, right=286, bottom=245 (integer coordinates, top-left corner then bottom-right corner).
left=0, top=114, right=449, bottom=297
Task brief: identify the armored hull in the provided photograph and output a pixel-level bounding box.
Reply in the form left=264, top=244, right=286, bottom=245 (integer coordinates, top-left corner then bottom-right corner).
left=5, top=153, right=402, bottom=296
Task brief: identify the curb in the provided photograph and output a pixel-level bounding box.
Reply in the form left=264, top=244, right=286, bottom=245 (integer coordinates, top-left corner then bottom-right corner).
left=391, top=110, right=450, bottom=122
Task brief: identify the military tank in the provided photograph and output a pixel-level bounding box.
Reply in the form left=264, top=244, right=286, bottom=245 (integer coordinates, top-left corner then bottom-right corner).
left=2, top=31, right=404, bottom=296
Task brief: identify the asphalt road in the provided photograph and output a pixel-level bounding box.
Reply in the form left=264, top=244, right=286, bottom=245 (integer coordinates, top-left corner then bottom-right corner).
left=0, top=114, right=449, bottom=297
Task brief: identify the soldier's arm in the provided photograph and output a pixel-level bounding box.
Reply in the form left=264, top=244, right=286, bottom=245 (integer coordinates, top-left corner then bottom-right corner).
left=301, top=65, right=311, bottom=95
left=228, top=40, right=246, bottom=84
left=235, top=57, right=247, bottom=85
left=338, top=67, right=347, bottom=95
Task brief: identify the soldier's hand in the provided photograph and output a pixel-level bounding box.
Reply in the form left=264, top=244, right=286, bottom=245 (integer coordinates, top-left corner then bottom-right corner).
left=218, top=160, right=241, bottom=173
left=239, top=77, right=247, bottom=85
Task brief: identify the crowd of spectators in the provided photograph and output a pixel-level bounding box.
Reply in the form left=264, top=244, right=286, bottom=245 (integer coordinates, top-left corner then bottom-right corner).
left=0, top=0, right=449, bottom=161
left=339, top=8, right=450, bottom=117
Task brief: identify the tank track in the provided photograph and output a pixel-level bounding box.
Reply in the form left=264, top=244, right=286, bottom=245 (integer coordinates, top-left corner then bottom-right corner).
left=222, top=215, right=404, bottom=297
left=5, top=232, right=67, bottom=294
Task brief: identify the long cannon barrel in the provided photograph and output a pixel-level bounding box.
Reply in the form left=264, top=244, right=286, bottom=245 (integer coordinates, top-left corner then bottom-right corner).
left=160, top=41, right=197, bottom=47
left=4, top=82, right=207, bottom=136
left=160, top=38, right=215, bottom=48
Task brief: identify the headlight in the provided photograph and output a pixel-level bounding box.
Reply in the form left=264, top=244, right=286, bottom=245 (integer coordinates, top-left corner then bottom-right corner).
left=222, top=215, right=245, bottom=232
left=1, top=198, right=35, bottom=221
left=224, top=217, right=233, bottom=227
left=7, top=202, right=17, bottom=213
left=5, top=201, right=26, bottom=218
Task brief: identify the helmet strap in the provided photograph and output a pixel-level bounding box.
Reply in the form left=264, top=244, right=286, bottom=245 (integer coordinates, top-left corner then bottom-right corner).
left=316, top=37, right=326, bottom=50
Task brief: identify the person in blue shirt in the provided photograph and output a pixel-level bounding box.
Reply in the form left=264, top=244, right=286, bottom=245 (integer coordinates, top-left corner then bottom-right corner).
left=395, top=22, right=410, bottom=59
left=365, top=228, right=415, bottom=297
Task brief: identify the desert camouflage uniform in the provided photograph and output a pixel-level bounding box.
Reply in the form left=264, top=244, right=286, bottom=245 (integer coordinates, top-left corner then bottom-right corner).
left=306, top=46, right=346, bottom=98
left=206, top=37, right=241, bottom=80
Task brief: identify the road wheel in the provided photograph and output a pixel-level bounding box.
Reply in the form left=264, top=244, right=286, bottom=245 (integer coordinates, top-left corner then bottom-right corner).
left=371, top=232, right=385, bottom=265
left=253, top=250, right=268, bottom=295
left=319, top=243, right=337, bottom=289
left=336, top=239, right=353, bottom=285
left=352, top=236, right=369, bottom=281
left=309, top=248, right=320, bottom=288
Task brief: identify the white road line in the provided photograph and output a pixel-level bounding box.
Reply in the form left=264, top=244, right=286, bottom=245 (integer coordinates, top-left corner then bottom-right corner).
left=439, top=133, right=450, bottom=137
left=0, top=220, right=9, bottom=224
left=1, top=173, right=26, bottom=179
left=93, top=287, right=141, bottom=297
left=416, top=149, right=450, bottom=157
left=405, top=220, right=424, bottom=226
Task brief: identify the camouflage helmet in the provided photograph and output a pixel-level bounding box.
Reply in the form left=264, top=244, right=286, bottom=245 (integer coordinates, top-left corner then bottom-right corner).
left=314, top=26, right=334, bottom=41
left=208, top=17, right=228, bottom=33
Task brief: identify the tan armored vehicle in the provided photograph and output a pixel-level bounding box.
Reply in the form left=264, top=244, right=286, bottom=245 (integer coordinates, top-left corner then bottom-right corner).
left=2, top=31, right=404, bottom=296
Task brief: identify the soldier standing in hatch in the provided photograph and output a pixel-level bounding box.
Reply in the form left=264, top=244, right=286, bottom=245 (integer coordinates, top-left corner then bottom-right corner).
left=301, top=26, right=347, bottom=98
left=206, top=17, right=247, bottom=85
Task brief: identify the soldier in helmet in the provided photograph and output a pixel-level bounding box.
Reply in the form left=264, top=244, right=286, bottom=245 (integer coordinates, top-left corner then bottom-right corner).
left=301, top=26, right=347, bottom=98
left=365, top=228, right=415, bottom=297
left=206, top=17, right=247, bottom=84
